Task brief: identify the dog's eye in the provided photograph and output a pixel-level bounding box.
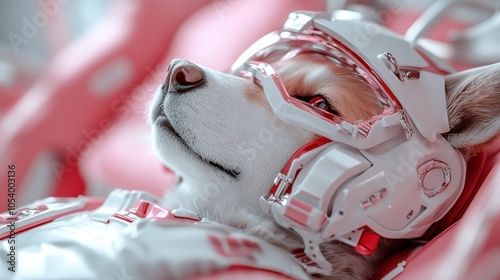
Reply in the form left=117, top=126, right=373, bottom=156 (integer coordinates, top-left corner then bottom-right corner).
left=310, top=96, right=329, bottom=110
left=305, top=95, right=339, bottom=115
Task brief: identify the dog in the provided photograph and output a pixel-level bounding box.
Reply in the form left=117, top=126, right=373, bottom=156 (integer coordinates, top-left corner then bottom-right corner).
left=149, top=53, right=500, bottom=279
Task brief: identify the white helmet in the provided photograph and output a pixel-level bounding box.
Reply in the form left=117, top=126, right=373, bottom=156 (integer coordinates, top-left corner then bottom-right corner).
left=231, top=11, right=466, bottom=276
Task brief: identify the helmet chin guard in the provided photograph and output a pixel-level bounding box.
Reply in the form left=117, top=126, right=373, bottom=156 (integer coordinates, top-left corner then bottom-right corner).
left=232, top=11, right=466, bottom=276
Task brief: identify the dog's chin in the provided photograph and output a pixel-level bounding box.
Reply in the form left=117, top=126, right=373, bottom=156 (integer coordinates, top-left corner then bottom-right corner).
left=154, top=115, right=241, bottom=179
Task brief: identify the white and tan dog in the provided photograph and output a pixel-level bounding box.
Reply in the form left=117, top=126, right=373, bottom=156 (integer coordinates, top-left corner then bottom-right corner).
left=150, top=54, right=500, bottom=279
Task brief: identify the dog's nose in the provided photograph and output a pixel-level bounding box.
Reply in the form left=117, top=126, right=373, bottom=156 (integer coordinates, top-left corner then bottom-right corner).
left=168, top=59, right=205, bottom=93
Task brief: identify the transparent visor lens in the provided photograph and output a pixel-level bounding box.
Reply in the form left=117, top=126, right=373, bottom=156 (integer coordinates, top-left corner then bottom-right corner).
left=232, top=30, right=400, bottom=141
left=237, top=61, right=344, bottom=124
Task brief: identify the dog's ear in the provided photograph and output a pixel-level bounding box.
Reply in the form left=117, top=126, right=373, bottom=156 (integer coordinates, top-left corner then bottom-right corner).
left=444, top=63, right=500, bottom=158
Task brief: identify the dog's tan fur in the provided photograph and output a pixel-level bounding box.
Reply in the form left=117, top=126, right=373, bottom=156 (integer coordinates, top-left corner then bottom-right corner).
left=150, top=54, right=500, bottom=279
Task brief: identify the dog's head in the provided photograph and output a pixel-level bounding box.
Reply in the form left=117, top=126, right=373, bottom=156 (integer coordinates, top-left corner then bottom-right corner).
left=150, top=51, right=500, bottom=226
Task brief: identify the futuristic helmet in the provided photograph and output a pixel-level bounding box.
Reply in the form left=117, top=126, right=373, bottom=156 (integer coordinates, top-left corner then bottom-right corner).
left=231, top=11, right=466, bottom=276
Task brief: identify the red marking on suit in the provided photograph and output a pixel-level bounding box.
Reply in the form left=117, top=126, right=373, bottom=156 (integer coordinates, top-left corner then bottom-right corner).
left=208, top=234, right=262, bottom=260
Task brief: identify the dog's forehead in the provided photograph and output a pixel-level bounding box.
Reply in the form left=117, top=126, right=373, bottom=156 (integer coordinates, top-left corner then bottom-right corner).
left=273, top=54, right=363, bottom=91
left=274, top=53, right=331, bottom=71
left=272, top=54, right=338, bottom=92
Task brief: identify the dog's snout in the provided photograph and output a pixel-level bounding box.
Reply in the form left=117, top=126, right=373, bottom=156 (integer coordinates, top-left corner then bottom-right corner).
left=168, top=60, right=205, bottom=93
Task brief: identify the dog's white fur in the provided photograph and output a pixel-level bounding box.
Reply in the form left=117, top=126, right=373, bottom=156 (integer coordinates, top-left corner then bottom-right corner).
left=150, top=54, right=500, bottom=279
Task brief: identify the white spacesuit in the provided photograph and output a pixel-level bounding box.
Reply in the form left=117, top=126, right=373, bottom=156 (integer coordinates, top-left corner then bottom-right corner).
left=0, top=189, right=309, bottom=279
